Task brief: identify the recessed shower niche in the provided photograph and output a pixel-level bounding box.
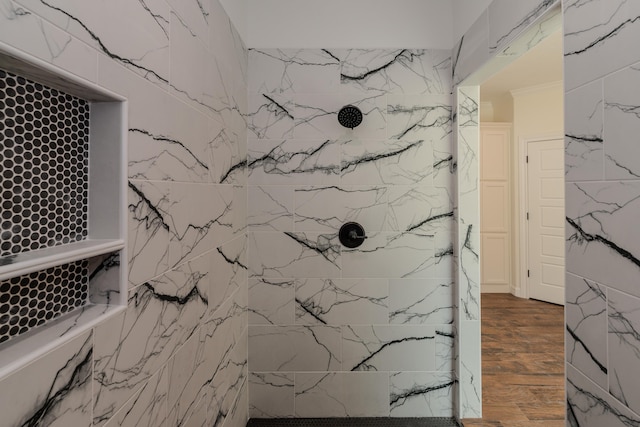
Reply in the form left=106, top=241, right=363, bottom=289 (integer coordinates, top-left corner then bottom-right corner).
left=0, top=46, right=126, bottom=371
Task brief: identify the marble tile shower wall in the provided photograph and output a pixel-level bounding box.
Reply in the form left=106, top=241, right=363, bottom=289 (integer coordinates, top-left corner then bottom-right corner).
left=563, top=0, right=640, bottom=425
left=0, top=1, right=248, bottom=427
left=246, top=49, right=455, bottom=418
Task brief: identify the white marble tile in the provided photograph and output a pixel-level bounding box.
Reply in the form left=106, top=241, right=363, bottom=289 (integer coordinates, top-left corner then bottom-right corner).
left=433, top=141, right=456, bottom=189
left=567, top=362, right=640, bottom=427
left=204, top=291, right=248, bottom=427
left=458, top=320, right=481, bottom=418
left=204, top=289, right=247, bottom=388
left=203, top=56, right=232, bottom=122
left=342, top=372, right=390, bottom=417
left=182, top=399, right=207, bottom=427
left=292, top=92, right=387, bottom=140
left=387, top=94, right=452, bottom=142
left=566, top=181, right=640, bottom=299
left=247, top=138, right=341, bottom=186
left=432, top=228, right=455, bottom=280
left=155, top=97, right=211, bottom=183
left=294, top=373, right=347, bottom=418
left=128, top=180, right=172, bottom=286
left=341, top=138, right=434, bottom=186
left=338, top=49, right=451, bottom=95
left=0, top=0, right=98, bottom=82
left=248, top=49, right=340, bottom=95
left=222, top=378, right=248, bottom=427
left=389, top=278, right=454, bottom=325
left=458, top=223, right=480, bottom=321
left=294, top=372, right=390, bottom=418
left=127, top=103, right=211, bottom=183
left=565, top=79, right=604, bottom=182
left=88, top=252, right=121, bottom=305
left=295, top=278, right=388, bottom=325
left=341, top=231, right=434, bottom=279
left=608, top=288, right=640, bottom=414
left=17, top=0, right=171, bottom=87
left=248, top=278, right=296, bottom=325
left=98, top=58, right=210, bottom=184
left=389, top=372, right=454, bottom=417
left=294, top=185, right=388, bottom=233
left=604, top=64, right=640, bottom=180
left=456, top=88, right=479, bottom=200
left=93, top=263, right=208, bottom=425
left=343, top=325, right=436, bottom=372
left=248, top=186, right=294, bottom=232
left=169, top=13, right=220, bottom=116
left=168, top=329, right=208, bottom=427
left=436, top=325, right=455, bottom=372
left=452, top=10, right=489, bottom=86
left=103, top=366, right=168, bottom=427
left=249, top=372, right=294, bottom=418
left=233, top=185, right=248, bottom=236
left=488, top=0, right=557, bottom=54
left=166, top=0, right=209, bottom=46
left=248, top=325, right=341, bottom=372
left=210, top=235, right=247, bottom=317
left=168, top=183, right=234, bottom=267
left=209, top=0, right=247, bottom=88
left=209, top=114, right=247, bottom=185
left=386, top=186, right=453, bottom=234
left=457, top=87, right=481, bottom=323
left=0, top=331, right=92, bottom=427
left=248, top=232, right=341, bottom=279
left=247, top=93, right=296, bottom=139
left=498, top=5, right=561, bottom=58
left=565, top=273, right=608, bottom=389
left=565, top=0, right=640, bottom=90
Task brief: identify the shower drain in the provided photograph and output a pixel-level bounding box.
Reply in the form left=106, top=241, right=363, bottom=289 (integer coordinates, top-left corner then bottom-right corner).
left=247, top=418, right=460, bottom=427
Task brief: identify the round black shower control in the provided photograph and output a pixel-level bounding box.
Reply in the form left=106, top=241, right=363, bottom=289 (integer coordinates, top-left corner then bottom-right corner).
left=339, top=222, right=367, bottom=248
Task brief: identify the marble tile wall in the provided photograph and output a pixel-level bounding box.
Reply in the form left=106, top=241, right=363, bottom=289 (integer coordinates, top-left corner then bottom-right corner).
left=451, top=0, right=559, bottom=419
left=246, top=48, right=456, bottom=418
left=0, top=1, right=248, bottom=426
left=564, top=0, right=640, bottom=425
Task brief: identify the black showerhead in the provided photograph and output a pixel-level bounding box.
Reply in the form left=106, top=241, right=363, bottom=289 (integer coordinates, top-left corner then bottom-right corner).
left=338, top=105, right=363, bottom=129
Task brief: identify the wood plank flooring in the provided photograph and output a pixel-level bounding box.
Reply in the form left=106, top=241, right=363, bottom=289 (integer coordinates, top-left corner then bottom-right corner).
left=462, top=294, right=565, bottom=427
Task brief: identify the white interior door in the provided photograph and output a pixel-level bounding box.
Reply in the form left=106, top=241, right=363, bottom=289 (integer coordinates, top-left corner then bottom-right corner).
left=527, top=138, right=565, bottom=305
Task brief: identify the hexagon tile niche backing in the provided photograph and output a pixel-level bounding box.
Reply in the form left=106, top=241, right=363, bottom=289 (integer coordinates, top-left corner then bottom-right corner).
left=0, top=260, right=89, bottom=344
left=0, top=68, right=90, bottom=344
left=0, top=68, right=89, bottom=257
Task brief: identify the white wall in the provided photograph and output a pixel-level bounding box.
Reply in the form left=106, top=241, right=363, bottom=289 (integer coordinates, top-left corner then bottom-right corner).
left=219, top=0, right=249, bottom=43
left=246, top=0, right=453, bottom=48
left=452, top=0, right=493, bottom=45
left=512, top=82, right=564, bottom=140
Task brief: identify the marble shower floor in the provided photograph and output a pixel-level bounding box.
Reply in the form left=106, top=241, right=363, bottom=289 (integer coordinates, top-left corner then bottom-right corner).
left=462, top=294, right=565, bottom=427
left=247, top=419, right=460, bottom=427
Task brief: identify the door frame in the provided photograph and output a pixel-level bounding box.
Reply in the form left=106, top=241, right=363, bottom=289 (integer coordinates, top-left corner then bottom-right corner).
left=516, top=133, right=564, bottom=299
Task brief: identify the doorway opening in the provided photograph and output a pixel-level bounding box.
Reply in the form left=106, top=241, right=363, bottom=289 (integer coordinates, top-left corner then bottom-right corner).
left=459, top=6, right=565, bottom=426
left=478, top=29, right=564, bottom=304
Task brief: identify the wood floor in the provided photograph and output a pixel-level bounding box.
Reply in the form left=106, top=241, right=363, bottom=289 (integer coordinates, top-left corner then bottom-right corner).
left=462, top=294, right=565, bottom=427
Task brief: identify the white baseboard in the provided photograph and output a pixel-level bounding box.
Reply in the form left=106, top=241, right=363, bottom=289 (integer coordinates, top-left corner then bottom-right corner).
left=481, top=283, right=511, bottom=293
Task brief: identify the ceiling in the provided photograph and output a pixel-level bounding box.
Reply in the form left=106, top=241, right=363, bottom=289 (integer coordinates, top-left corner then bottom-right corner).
left=480, top=30, right=563, bottom=104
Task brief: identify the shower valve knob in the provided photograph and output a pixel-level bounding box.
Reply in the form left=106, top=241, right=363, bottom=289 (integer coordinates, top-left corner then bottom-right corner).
left=339, top=222, right=367, bottom=248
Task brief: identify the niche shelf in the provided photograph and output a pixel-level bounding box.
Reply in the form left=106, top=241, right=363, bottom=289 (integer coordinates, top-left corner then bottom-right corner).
left=0, top=42, right=127, bottom=374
